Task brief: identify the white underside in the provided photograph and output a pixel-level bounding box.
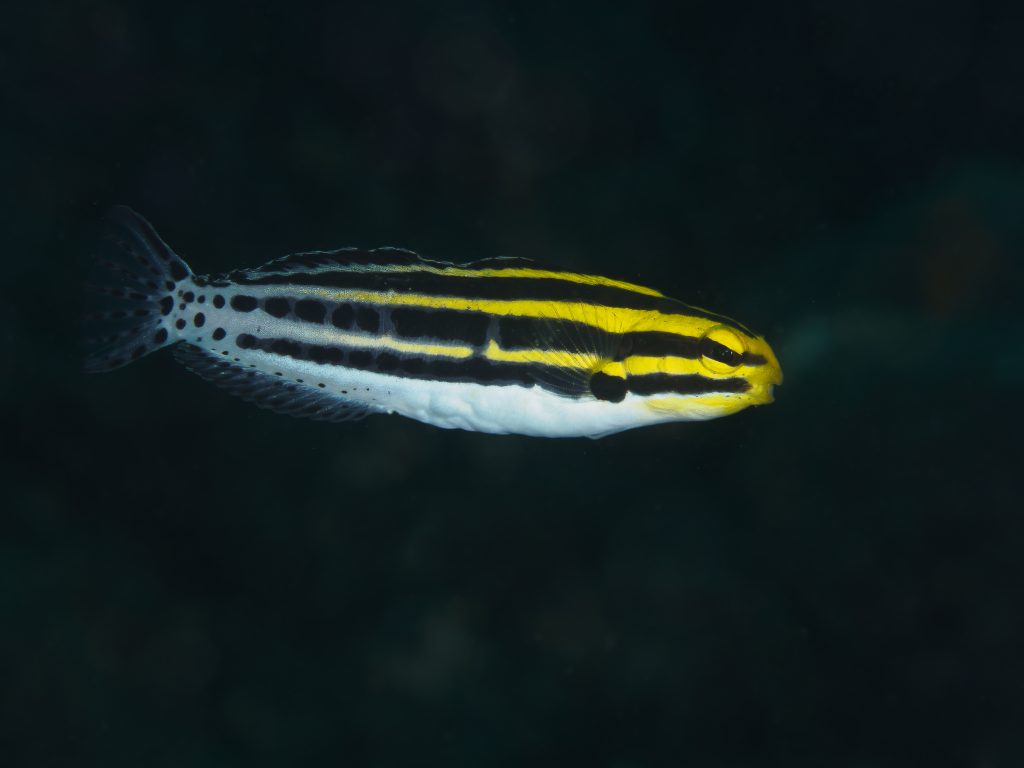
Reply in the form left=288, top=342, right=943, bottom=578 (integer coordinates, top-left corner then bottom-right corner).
left=241, top=351, right=692, bottom=438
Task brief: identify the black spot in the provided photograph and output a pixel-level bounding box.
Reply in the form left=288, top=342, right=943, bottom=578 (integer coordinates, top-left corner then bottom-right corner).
left=318, top=383, right=326, bottom=388
left=131, top=345, right=146, bottom=359
left=331, top=304, right=354, bottom=329
left=194, top=312, right=206, bottom=327
left=212, top=327, right=226, bottom=341
left=590, top=372, right=627, bottom=403
left=236, top=333, right=257, bottom=349
left=355, top=306, right=380, bottom=332
left=349, top=350, right=372, bottom=368
left=198, top=295, right=206, bottom=304
left=295, top=299, right=326, bottom=323
left=213, top=294, right=225, bottom=308
left=231, top=295, right=258, bottom=312
left=264, top=297, right=290, bottom=318
left=221, top=350, right=229, bottom=356
left=175, top=319, right=186, bottom=330
left=169, top=261, right=189, bottom=281
left=179, top=303, right=187, bottom=310
left=154, top=328, right=168, bottom=344
left=377, top=353, right=399, bottom=371
left=165, top=281, right=176, bottom=291
left=183, top=291, right=195, bottom=303
left=159, top=297, right=174, bottom=315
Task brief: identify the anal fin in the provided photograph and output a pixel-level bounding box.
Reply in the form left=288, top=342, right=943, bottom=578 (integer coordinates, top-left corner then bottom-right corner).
left=174, top=345, right=376, bottom=423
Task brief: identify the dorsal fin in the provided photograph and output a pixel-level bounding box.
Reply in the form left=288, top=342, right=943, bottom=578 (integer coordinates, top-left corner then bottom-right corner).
left=246, top=250, right=557, bottom=276
left=462, top=255, right=541, bottom=270
left=248, top=247, right=451, bottom=275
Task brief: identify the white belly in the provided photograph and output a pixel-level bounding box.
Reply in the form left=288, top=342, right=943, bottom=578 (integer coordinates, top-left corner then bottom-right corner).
left=247, top=352, right=670, bottom=438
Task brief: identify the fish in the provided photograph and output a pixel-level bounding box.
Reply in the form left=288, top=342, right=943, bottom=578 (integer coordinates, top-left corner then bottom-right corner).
left=84, top=206, right=782, bottom=438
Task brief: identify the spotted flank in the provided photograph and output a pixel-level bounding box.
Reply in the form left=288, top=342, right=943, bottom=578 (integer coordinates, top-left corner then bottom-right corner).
left=85, top=207, right=783, bottom=438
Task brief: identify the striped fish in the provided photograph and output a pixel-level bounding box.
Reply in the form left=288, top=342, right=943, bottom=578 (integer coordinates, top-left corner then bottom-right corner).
left=85, top=207, right=782, bottom=438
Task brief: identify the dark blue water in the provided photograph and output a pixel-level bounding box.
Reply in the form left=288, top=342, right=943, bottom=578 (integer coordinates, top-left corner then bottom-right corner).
left=7, top=2, right=1022, bottom=765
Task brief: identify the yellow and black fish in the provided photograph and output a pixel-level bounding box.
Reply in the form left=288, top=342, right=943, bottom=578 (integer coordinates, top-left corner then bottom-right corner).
left=85, top=207, right=782, bottom=438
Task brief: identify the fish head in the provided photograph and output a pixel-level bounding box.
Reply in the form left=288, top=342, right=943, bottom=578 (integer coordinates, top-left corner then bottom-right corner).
left=617, top=312, right=783, bottom=422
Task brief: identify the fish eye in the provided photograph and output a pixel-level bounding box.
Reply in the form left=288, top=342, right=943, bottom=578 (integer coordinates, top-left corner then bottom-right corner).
left=699, top=325, right=744, bottom=374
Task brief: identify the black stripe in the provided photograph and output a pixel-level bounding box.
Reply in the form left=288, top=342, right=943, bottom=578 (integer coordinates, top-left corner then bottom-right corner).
left=247, top=335, right=547, bottom=390
left=627, top=374, right=750, bottom=397
left=625, top=331, right=700, bottom=359
left=499, top=316, right=701, bottom=360
left=498, top=316, right=593, bottom=349
left=499, top=316, right=771, bottom=367
left=231, top=269, right=688, bottom=314
left=391, top=307, right=491, bottom=347
left=240, top=334, right=754, bottom=399
left=295, top=299, right=326, bottom=323
left=242, top=288, right=770, bottom=371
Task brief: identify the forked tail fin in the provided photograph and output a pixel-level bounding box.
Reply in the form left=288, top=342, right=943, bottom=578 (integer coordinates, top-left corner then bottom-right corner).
left=83, top=206, right=194, bottom=372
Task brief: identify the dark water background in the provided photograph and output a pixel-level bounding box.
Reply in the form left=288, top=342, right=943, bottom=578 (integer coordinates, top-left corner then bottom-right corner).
left=6, top=2, right=1023, bottom=766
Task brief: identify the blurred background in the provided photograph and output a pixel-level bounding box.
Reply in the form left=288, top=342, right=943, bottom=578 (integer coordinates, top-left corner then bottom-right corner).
left=4, top=2, right=1023, bottom=766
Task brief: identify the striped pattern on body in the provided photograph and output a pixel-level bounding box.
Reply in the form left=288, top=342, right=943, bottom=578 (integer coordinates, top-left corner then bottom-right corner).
left=191, top=250, right=766, bottom=403
left=85, top=208, right=782, bottom=437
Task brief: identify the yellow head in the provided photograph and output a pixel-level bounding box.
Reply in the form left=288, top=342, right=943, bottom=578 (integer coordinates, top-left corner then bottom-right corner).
left=590, top=309, right=783, bottom=422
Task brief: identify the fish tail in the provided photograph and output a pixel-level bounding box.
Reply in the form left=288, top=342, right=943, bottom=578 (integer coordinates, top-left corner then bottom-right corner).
left=83, top=206, right=194, bottom=372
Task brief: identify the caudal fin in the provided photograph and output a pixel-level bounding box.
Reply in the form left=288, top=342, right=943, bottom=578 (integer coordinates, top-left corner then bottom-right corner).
left=84, top=206, right=194, bottom=372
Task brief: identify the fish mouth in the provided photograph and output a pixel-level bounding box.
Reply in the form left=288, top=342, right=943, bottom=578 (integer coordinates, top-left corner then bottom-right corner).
left=746, top=381, right=777, bottom=407
left=748, top=335, right=783, bottom=394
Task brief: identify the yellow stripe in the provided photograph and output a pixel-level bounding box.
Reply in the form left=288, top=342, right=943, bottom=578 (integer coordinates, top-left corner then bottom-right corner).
left=646, top=394, right=749, bottom=416
left=481, top=345, right=738, bottom=382
left=310, top=327, right=474, bottom=358
left=483, top=340, right=594, bottom=369
left=282, top=287, right=717, bottom=338
left=623, top=355, right=769, bottom=380
left=621, top=356, right=704, bottom=377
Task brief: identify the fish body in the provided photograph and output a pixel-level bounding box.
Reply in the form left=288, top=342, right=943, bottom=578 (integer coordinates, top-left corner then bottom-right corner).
left=86, top=207, right=782, bottom=438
